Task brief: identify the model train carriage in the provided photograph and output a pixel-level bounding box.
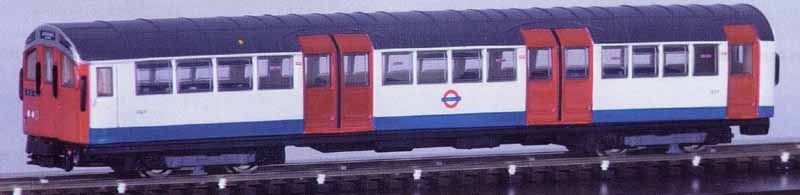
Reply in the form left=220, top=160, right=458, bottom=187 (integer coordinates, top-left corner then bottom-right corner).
left=21, top=4, right=777, bottom=174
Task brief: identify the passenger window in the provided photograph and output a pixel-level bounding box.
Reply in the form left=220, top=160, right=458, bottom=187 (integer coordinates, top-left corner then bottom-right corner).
left=488, top=49, right=516, bottom=82
left=217, top=57, right=252, bottom=92
left=97, top=67, right=113, bottom=97
left=258, top=56, right=293, bottom=89
left=663, top=45, right=688, bottom=77
left=305, top=54, right=331, bottom=88
left=135, top=61, right=172, bottom=95
left=730, top=44, right=754, bottom=75
left=417, top=51, right=447, bottom=84
left=452, top=50, right=482, bottom=83
left=601, top=46, right=627, bottom=79
left=25, top=50, right=37, bottom=81
left=528, top=48, right=551, bottom=80
left=45, top=48, right=53, bottom=83
left=176, top=59, right=212, bottom=93
left=344, top=54, right=369, bottom=86
left=382, top=52, right=412, bottom=85
left=632, top=46, right=658, bottom=78
left=693, top=44, right=718, bottom=76
left=564, top=48, right=589, bottom=79
left=62, top=55, right=75, bottom=87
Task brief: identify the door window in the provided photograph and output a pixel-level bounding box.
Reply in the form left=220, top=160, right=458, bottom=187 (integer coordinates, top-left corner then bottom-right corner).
left=344, top=53, right=369, bottom=86
left=564, top=48, right=589, bottom=79
left=304, top=54, right=331, bottom=88
left=25, top=50, right=37, bottom=81
left=62, top=55, right=75, bottom=87
left=730, top=44, right=754, bottom=75
left=528, top=48, right=552, bottom=80
left=97, top=67, right=113, bottom=97
left=45, top=48, right=53, bottom=83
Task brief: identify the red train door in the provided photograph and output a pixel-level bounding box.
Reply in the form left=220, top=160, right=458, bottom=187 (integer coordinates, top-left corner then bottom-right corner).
left=299, top=35, right=339, bottom=133
left=22, top=47, right=43, bottom=137
left=724, top=25, right=760, bottom=119
left=298, top=34, right=374, bottom=134
left=522, top=29, right=560, bottom=125
left=39, top=47, right=57, bottom=138
left=555, top=28, right=593, bottom=124
left=332, top=34, right=374, bottom=132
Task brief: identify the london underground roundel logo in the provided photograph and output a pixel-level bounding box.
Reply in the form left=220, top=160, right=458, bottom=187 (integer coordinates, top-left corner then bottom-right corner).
left=441, top=89, right=462, bottom=108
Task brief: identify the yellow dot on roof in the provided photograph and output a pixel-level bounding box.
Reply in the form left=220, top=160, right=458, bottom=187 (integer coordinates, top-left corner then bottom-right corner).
left=238, top=39, right=245, bottom=45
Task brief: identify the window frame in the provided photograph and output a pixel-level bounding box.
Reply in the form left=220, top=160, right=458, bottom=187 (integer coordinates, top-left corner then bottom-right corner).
left=135, top=60, right=174, bottom=96
left=416, top=50, right=448, bottom=84
left=601, top=46, right=628, bottom=79
left=487, top=48, right=517, bottom=82
left=662, top=45, right=689, bottom=77
left=382, top=51, right=413, bottom=86
left=693, top=44, right=719, bottom=76
left=304, top=54, right=332, bottom=88
left=25, top=49, right=38, bottom=81
left=96, top=67, right=113, bottom=97
left=176, top=59, right=213, bottom=94
left=729, top=44, right=754, bottom=75
left=45, top=48, right=53, bottom=83
left=61, top=55, right=76, bottom=87
left=343, top=53, right=370, bottom=87
left=564, top=47, right=589, bottom=80
left=216, top=57, right=253, bottom=92
left=631, top=46, right=659, bottom=78
left=528, top=48, right=552, bottom=81
left=258, top=55, right=295, bottom=90
left=451, top=49, right=483, bottom=83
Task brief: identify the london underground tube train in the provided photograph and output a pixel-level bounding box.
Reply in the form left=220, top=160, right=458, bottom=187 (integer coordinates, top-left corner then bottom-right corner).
left=19, top=4, right=778, bottom=176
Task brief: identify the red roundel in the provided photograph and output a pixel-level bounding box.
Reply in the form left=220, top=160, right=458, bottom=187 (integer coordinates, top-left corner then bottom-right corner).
left=441, top=89, right=462, bottom=108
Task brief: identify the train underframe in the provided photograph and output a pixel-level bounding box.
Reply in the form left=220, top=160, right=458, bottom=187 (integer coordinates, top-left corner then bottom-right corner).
left=26, top=118, right=770, bottom=177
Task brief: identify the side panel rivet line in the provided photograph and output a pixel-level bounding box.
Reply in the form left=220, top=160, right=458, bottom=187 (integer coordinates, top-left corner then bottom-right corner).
left=317, top=174, right=326, bottom=184
left=508, top=164, right=517, bottom=175
left=117, top=182, right=126, bottom=194
left=218, top=178, right=227, bottom=189
left=692, top=155, right=702, bottom=167
left=601, top=160, right=610, bottom=171
left=413, top=169, right=422, bottom=180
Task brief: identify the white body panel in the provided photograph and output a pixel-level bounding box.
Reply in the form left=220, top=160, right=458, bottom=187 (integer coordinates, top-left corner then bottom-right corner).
left=373, top=46, right=527, bottom=118
left=89, top=53, right=304, bottom=129
left=89, top=65, right=119, bottom=128
left=593, top=41, right=729, bottom=111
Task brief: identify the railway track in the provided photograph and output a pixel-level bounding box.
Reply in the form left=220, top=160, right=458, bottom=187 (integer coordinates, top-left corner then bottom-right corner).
left=2, top=142, right=799, bottom=194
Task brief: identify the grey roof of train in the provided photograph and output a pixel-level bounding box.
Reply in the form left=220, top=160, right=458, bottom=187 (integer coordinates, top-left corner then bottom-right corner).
left=28, top=4, right=774, bottom=61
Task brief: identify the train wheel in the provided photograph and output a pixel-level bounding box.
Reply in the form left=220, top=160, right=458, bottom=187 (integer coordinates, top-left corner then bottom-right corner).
left=225, top=165, right=259, bottom=174
left=139, top=169, right=173, bottom=178
left=680, top=144, right=708, bottom=153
